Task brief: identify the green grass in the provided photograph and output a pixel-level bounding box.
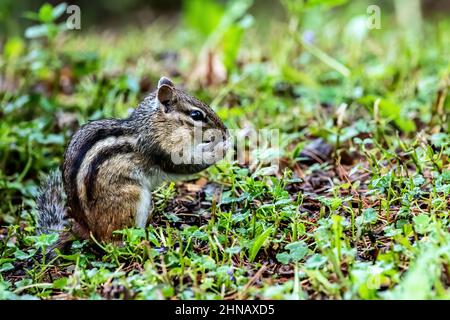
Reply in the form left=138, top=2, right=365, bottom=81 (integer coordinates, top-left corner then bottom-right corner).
left=0, top=1, right=449, bottom=300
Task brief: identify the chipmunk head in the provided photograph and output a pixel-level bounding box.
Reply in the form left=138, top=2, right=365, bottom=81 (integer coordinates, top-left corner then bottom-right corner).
left=133, top=77, right=230, bottom=174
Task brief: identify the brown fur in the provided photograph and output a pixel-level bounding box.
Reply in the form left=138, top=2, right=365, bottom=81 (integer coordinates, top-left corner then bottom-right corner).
left=58, top=77, right=229, bottom=243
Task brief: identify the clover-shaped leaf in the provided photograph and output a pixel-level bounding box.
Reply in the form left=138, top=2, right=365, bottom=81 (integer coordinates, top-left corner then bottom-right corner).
left=276, top=241, right=308, bottom=265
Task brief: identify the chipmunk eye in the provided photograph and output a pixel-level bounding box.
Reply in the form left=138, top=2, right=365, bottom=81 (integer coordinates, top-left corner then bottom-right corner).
left=189, top=110, right=205, bottom=122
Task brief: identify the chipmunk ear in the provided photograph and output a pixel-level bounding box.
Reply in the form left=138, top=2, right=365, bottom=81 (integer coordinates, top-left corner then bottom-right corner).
left=158, top=76, right=174, bottom=88
left=157, top=84, right=174, bottom=108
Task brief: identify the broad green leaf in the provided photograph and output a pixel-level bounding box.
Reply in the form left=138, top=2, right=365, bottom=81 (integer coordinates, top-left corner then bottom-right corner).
left=14, top=249, right=36, bottom=260
left=0, top=263, right=14, bottom=273
left=26, top=233, right=59, bottom=248
left=52, top=3, right=68, bottom=20
left=285, top=241, right=308, bottom=262
left=413, top=214, right=431, bottom=235
left=25, top=25, right=48, bottom=38
left=363, top=208, right=378, bottom=224
left=305, top=254, right=328, bottom=269
left=225, top=246, right=242, bottom=254
left=276, top=252, right=291, bottom=265
left=38, top=3, right=54, bottom=23
left=52, top=277, right=68, bottom=290
left=4, top=38, right=24, bottom=59
left=183, top=0, right=223, bottom=36
left=358, top=95, right=416, bottom=132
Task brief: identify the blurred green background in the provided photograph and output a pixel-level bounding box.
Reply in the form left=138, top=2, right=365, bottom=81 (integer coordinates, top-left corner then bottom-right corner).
left=0, top=0, right=449, bottom=300
left=1, top=0, right=449, bottom=36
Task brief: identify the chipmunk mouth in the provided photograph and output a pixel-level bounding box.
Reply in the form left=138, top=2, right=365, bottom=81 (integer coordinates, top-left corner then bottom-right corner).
left=165, top=128, right=230, bottom=169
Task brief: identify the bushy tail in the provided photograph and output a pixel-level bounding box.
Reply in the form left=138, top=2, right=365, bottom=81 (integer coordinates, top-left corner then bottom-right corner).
left=36, top=170, right=68, bottom=235
left=35, top=170, right=73, bottom=259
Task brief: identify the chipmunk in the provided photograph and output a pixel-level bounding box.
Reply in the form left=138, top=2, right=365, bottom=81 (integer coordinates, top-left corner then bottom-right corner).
left=36, top=76, right=229, bottom=248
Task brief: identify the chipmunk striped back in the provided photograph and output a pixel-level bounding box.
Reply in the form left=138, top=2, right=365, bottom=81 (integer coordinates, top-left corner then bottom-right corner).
left=36, top=76, right=229, bottom=245
left=62, top=119, right=141, bottom=240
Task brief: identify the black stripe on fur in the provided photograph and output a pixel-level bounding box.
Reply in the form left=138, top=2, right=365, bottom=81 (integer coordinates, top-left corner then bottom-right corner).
left=84, top=143, right=135, bottom=202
